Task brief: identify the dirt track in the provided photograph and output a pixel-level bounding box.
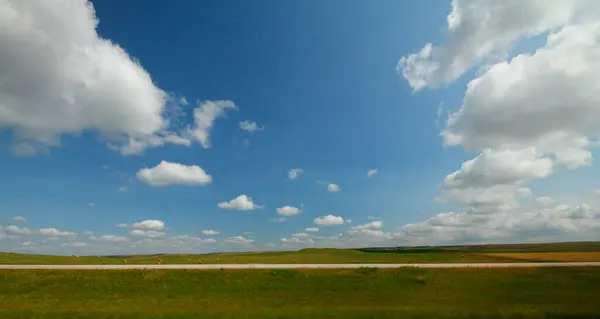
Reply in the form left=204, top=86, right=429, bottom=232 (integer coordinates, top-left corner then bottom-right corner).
left=1, top=262, right=599, bottom=270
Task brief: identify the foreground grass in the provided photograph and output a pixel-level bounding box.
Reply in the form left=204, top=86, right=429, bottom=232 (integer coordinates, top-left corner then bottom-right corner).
left=0, top=267, right=599, bottom=318
left=0, top=249, right=527, bottom=265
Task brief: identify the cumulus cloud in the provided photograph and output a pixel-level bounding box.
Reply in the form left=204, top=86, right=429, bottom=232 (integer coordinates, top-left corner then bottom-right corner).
left=184, top=100, right=237, bottom=148
left=280, top=237, right=315, bottom=245
left=201, top=230, right=219, bottom=236
left=346, top=221, right=392, bottom=244
left=350, top=221, right=383, bottom=231
left=12, top=216, right=26, bottom=222
left=288, top=168, right=303, bottom=180
left=395, top=203, right=600, bottom=245
left=367, top=169, right=378, bottom=177
left=0, top=0, right=176, bottom=156
left=327, top=184, right=341, bottom=193
left=223, top=236, right=254, bottom=245
left=132, top=220, right=165, bottom=230
left=218, top=195, right=262, bottom=211
left=398, top=0, right=600, bottom=90
left=444, top=149, right=553, bottom=189
left=136, top=161, right=212, bottom=187
left=116, top=223, right=128, bottom=228
left=5, top=225, right=33, bottom=235
left=39, top=228, right=76, bottom=237
left=0, top=0, right=238, bottom=156
left=441, top=23, right=600, bottom=166
left=129, top=229, right=167, bottom=238
left=276, top=206, right=302, bottom=216
left=90, top=235, right=128, bottom=243
left=239, top=120, right=264, bottom=132
left=314, top=215, right=344, bottom=226
left=171, top=235, right=216, bottom=244
left=305, top=227, right=320, bottom=232
left=399, top=1, right=600, bottom=232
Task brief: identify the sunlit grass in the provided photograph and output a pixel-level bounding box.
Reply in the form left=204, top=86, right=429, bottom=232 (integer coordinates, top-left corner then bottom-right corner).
left=0, top=267, right=599, bottom=318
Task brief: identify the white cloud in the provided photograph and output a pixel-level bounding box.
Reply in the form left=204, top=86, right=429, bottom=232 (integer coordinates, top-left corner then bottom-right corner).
left=292, top=232, right=310, bottom=238
left=223, top=236, right=254, bottom=245
left=117, top=186, right=128, bottom=192
left=171, top=235, right=216, bottom=244
left=129, top=229, right=167, bottom=238
left=0, top=0, right=177, bottom=156
left=90, top=235, right=128, bottom=243
left=314, top=215, right=344, bottom=226
left=305, top=227, right=320, bottom=232
left=184, top=100, right=237, bottom=149
left=444, top=149, right=553, bottom=189
left=88, top=202, right=95, bottom=208
left=136, top=161, right=212, bottom=187
left=70, top=242, right=87, bottom=248
left=276, top=206, right=302, bottom=216
left=5, top=225, right=32, bottom=235
left=398, top=0, right=600, bottom=90
left=83, top=231, right=94, bottom=236
left=239, top=120, right=264, bottom=132
left=218, top=194, right=262, bottom=211
left=367, top=169, right=378, bottom=177
left=132, top=220, right=165, bottom=230
left=280, top=237, right=315, bottom=245
left=398, top=1, right=600, bottom=231
left=288, top=168, right=303, bottom=180
left=201, top=230, right=219, bottom=236
left=116, top=223, right=128, bottom=228
left=395, top=203, right=600, bottom=245
left=442, top=23, right=600, bottom=169
left=327, top=184, right=341, bottom=193
left=39, top=228, right=76, bottom=237
left=12, top=216, right=26, bottom=222
left=536, top=197, right=555, bottom=206
left=350, top=221, right=383, bottom=231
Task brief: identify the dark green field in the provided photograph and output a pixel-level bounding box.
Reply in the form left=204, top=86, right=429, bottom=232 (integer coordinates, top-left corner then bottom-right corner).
left=1, top=267, right=599, bottom=318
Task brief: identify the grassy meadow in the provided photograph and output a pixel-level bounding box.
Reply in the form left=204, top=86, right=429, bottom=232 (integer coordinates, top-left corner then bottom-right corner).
left=3, top=241, right=600, bottom=265
left=0, top=267, right=599, bottom=318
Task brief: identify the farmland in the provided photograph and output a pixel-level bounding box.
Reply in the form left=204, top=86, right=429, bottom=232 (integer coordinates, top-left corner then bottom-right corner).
left=0, top=248, right=520, bottom=265
left=1, top=242, right=600, bottom=318
left=2, top=241, right=600, bottom=265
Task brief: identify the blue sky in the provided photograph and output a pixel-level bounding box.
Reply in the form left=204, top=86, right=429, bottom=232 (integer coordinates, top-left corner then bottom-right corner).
left=1, top=0, right=600, bottom=255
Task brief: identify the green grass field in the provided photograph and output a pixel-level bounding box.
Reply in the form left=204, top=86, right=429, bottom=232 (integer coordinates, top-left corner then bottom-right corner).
left=0, top=267, right=599, bottom=318
left=3, top=241, right=600, bottom=265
